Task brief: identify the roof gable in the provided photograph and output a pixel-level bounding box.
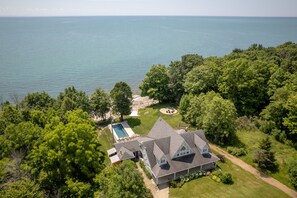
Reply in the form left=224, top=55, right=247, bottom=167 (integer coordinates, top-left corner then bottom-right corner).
left=169, top=135, right=187, bottom=158
left=118, top=147, right=135, bottom=160
left=147, top=117, right=177, bottom=139
left=194, top=134, right=207, bottom=150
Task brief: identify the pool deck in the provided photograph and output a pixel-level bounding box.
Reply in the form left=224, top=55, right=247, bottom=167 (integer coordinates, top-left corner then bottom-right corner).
left=109, top=121, right=138, bottom=142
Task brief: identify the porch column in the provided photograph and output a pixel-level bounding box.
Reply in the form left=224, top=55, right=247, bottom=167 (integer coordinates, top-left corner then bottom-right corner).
left=174, top=172, right=176, bottom=180
left=187, top=168, right=189, bottom=174
left=200, top=165, right=202, bottom=171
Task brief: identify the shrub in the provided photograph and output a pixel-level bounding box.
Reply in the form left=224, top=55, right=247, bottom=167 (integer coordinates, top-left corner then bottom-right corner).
left=139, top=161, right=152, bottom=179
left=217, top=154, right=225, bottom=163
left=169, top=180, right=178, bottom=188
left=288, top=160, right=297, bottom=189
left=272, top=129, right=287, bottom=143
left=211, top=170, right=233, bottom=185
left=169, top=171, right=205, bottom=188
left=235, top=116, right=257, bottom=131
left=221, top=172, right=233, bottom=184
left=227, top=147, right=247, bottom=157
left=259, top=120, right=276, bottom=134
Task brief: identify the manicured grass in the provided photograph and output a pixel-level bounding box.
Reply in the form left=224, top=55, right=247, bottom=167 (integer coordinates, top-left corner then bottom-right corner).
left=170, top=159, right=290, bottom=198
left=98, top=128, right=114, bottom=165
left=125, top=103, right=188, bottom=136
left=235, top=130, right=297, bottom=189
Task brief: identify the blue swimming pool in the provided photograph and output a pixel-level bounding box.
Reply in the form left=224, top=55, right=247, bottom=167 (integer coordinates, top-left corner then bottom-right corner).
left=112, top=124, right=129, bottom=139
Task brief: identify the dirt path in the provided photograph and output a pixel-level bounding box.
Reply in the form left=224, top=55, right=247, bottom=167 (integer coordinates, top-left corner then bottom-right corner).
left=136, top=162, right=169, bottom=198
left=210, top=144, right=297, bottom=198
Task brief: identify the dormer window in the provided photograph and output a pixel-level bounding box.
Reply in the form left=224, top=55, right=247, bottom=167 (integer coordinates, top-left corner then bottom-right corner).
left=203, top=148, right=208, bottom=153
left=173, top=142, right=192, bottom=158
left=159, top=156, right=167, bottom=165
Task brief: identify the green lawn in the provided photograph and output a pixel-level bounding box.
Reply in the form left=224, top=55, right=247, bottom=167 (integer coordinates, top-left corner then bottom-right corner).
left=235, top=130, right=297, bottom=189
left=170, top=159, right=290, bottom=198
left=98, top=128, right=114, bottom=166
left=125, top=103, right=188, bottom=136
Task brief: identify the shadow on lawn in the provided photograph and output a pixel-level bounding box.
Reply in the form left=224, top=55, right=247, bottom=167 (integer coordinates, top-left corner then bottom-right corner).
left=149, top=103, right=178, bottom=110
left=126, top=117, right=141, bottom=128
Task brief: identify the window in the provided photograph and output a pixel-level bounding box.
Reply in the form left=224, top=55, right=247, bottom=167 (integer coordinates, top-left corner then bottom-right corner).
left=160, top=159, right=166, bottom=164
left=203, top=148, right=208, bottom=153
left=181, top=146, right=186, bottom=151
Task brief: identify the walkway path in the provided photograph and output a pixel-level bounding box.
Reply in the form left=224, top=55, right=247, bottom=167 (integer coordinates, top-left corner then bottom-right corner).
left=210, top=144, right=297, bottom=198
left=136, top=162, right=169, bottom=198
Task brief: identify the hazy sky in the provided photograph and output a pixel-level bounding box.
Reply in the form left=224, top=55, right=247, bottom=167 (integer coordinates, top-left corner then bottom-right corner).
left=0, top=0, right=296, bottom=17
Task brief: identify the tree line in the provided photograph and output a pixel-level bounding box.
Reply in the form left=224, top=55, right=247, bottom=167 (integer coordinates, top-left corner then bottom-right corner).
left=0, top=82, right=152, bottom=197
left=139, top=42, right=297, bottom=148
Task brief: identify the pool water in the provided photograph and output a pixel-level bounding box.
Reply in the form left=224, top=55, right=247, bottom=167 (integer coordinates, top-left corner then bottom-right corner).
left=112, top=124, right=129, bottom=138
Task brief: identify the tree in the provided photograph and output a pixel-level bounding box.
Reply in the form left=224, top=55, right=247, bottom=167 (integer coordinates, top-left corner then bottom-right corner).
left=184, top=59, right=221, bottom=95
left=110, top=82, right=132, bottom=121
left=0, top=105, right=23, bottom=125
left=21, top=92, right=55, bottom=110
left=139, top=64, right=171, bottom=103
left=202, top=94, right=237, bottom=145
left=253, top=137, right=277, bottom=171
left=179, top=92, right=237, bottom=145
left=94, top=160, right=152, bottom=198
left=57, top=86, right=90, bottom=113
left=29, top=110, right=105, bottom=195
left=168, top=54, right=204, bottom=103
left=0, top=178, right=45, bottom=198
left=90, top=88, right=110, bottom=120
left=218, top=58, right=271, bottom=115
left=288, top=160, right=297, bottom=189
left=283, top=93, right=297, bottom=140
left=1, top=122, right=43, bottom=157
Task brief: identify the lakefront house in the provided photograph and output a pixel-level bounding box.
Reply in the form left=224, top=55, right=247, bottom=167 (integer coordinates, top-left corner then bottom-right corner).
left=107, top=118, right=219, bottom=185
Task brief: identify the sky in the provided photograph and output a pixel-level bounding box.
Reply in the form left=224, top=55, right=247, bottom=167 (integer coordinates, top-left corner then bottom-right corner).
left=0, top=0, right=296, bottom=17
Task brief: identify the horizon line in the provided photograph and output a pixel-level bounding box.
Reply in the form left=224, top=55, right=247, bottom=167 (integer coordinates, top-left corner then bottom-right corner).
left=1, top=15, right=297, bottom=18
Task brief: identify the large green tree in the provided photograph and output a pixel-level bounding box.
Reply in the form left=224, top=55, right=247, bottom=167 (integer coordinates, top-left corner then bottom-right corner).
left=179, top=92, right=237, bottom=145
left=29, top=110, right=105, bottom=196
left=1, top=122, right=43, bottom=157
left=95, top=160, right=152, bottom=198
left=110, top=82, right=132, bottom=121
left=218, top=58, right=271, bottom=115
left=57, top=86, right=90, bottom=113
left=0, top=178, right=45, bottom=198
left=202, top=95, right=237, bottom=145
left=184, top=59, right=221, bottom=95
left=21, top=92, right=55, bottom=111
left=283, top=93, right=297, bottom=140
left=90, top=88, right=110, bottom=120
left=168, top=54, right=204, bottom=103
left=139, top=64, right=171, bottom=103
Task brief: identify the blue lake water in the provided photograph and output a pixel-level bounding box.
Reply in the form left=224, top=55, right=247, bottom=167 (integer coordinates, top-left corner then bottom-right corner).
left=0, top=16, right=297, bottom=100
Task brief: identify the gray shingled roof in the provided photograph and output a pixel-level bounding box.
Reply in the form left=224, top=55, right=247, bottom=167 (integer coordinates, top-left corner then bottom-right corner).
left=194, top=134, right=207, bottom=151
left=118, top=147, right=135, bottom=160
left=114, top=140, right=140, bottom=153
left=148, top=118, right=188, bottom=159
left=142, top=130, right=219, bottom=177
left=169, top=134, right=186, bottom=158
left=153, top=142, right=165, bottom=161
left=147, top=117, right=177, bottom=139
